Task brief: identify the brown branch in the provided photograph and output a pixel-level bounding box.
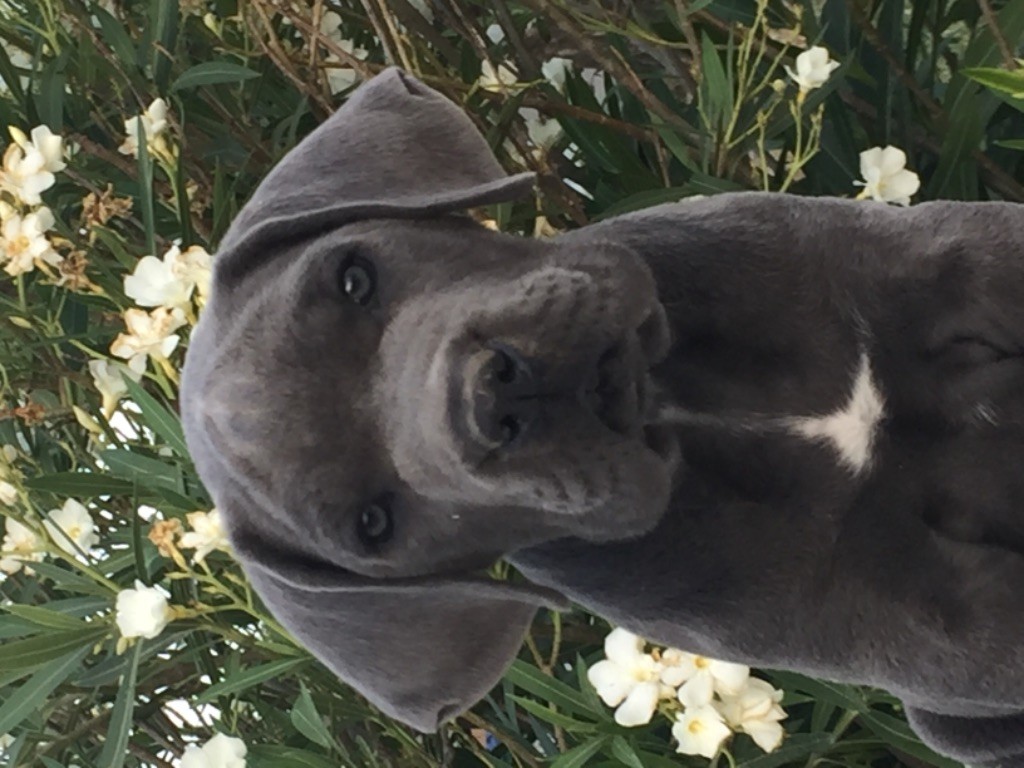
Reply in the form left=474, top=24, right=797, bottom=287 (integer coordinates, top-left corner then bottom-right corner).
left=846, top=0, right=945, bottom=122
left=977, top=0, right=1017, bottom=70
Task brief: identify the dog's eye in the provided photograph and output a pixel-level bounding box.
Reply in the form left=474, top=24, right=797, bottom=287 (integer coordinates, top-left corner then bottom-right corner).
left=357, top=499, right=393, bottom=547
left=340, top=256, right=375, bottom=306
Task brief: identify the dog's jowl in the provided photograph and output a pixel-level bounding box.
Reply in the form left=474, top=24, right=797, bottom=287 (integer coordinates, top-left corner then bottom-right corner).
left=181, top=69, right=1024, bottom=766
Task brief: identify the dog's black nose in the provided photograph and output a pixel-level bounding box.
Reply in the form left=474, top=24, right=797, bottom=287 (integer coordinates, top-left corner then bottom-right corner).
left=467, top=343, right=539, bottom=449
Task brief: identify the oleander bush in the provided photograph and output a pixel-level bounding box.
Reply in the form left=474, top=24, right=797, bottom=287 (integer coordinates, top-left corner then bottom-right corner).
left=0, top=1, right=1021, bottom=766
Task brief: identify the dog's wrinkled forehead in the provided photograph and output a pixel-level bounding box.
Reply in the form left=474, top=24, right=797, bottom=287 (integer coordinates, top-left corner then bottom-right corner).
left=181, top=67, right=537, bottom=506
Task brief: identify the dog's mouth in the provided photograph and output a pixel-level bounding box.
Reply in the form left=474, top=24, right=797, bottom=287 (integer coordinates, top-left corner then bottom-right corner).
left=581, top=311, right=676, bottom=464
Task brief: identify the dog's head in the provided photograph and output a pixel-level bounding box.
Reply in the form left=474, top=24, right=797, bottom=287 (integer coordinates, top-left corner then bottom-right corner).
left=181, top=69, right=675, bottom=730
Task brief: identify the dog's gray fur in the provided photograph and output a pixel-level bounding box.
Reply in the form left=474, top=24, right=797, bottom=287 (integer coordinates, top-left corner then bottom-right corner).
left=180, top=68, right=1024, bottom=765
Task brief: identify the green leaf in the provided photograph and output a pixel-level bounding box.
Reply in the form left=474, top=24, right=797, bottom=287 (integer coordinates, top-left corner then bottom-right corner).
left=97, top=641, right=143, bottom=768
left=290, top=682, right=334, bottom=749
left=93, top=7, right=136, bottom=65
left=549, top=735, right=611, bottom=768
left=609, top=736, right=645, bottom=768
left=122, top=378, right=191, bottom=458
left=766, top=671, right=867, bottom=712
left=172, top=61, right=262, bottom=92
left=247, top=745, right=337, bottom=768
left=100, top=449, right=195, bottom=498
left=0, top=627, right=107, bottom=671
left=737, top=733, right=834, bottom=767
left=996, top=138, right=1024, bottom=150
left=508, top=695, right=599, bottom=732
left=24, top=472, right=136, bottom=497
left=2, top=604, right=88, bottom=631
left=0, top=645, right=91, bottom=735
left=504, top=659, right=599, bottom=720
left=23, top=560, right=111, bottom=596
left=195, top=657, right=306, bottom=704
left=136, top=115, right=156, bottom=258
left=963, top=66, right=1024, bottom=99
left=859, top=710, right=964, bottom=768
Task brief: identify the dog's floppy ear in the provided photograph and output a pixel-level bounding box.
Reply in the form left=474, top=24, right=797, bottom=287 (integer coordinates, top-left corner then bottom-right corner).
left=215, top=67, right=534, bottom=286
left=238, top=534, right=568, bottom=733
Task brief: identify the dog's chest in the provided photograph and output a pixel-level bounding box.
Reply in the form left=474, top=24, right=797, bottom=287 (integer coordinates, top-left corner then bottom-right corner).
left=655, top=351, right=887, bottom=477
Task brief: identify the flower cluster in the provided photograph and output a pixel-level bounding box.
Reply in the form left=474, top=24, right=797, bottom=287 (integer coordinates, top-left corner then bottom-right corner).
left=0, top=126, right=66, bottom=277
left=588, top=628, right=787, bottom=758
left=1, top=497, right=98, bottom=575
left=315, top=11, right=368, bottom=95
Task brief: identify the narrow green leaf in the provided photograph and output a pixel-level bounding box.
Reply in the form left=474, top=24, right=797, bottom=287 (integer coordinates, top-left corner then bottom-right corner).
left=0, top=627, right=108, bottom=671
left=859, top=710, right=964, bottom=768
left=963, top=66, right=1024, bottom=98
left=610, top=736, right=645, bottom=768
left=136, top=118, right=156, bottom=258
left=737, top=733, right=834, bottom=768
left=996, top=138, right=1024, bottom=150
left=290, top=682, right=334, bottom=749
left=172, top=61, right=262, bottom=92
left=93, top=7, right=136, bottom=64
left=247, top=745, right=337, bottom=768
left=23, top=560, right=111, bottom=596
left=508, top=695, right=598, bottom=732
left=504, top=659, right=598, bottom=719
left=195, top=658, right=306, bottom=704
left=100, top=449, right=189, bottom=492
left=0, top=645, right=91, bottom=734
left=575, top=655, right=612, bottom=722
left=549, top=735, right=611, bottom=768
left=122, top=378, right=190, bottom=458
left=2, top=604, right=88, bottom=631
left=24, top=472, right=135, bottom=497
left=97, top=641, right=143, bottom=768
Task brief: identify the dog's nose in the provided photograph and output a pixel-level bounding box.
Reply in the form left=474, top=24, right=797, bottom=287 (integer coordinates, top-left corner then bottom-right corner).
left=466, top=343, right=539, bottom=448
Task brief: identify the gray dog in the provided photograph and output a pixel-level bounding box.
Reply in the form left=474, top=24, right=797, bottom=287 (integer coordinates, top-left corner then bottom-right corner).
left=180, top=68, right=1024, bottom=766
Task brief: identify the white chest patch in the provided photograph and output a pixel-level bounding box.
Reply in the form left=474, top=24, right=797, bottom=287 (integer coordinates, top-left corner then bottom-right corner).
left=786, top=353, right=885, bottom=474
left=656, top=351, right=886, bottom=476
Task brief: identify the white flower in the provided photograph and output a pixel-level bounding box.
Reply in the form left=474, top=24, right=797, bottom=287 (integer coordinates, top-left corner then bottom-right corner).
left=0, top=125, right=66, bottom=206
left=785, top=46, right=839, bottom=93
left=179, top=733, right=247, bottom=768
left=1, top=518, right=43, bottom=575
left=110, top=306, right=187, bottom=374
left=179, top=509, right=230, bottom=563
left=854, top=145, right=921, bottom=206
left=119, top=98, right=170, bottom=158
left=0, top=42, right=31, bottom=93
left=486, top=23, right=505, bottom=44
left=520, top=108, right=562, bottom=151
left=541, top=57, right=573, bottom=93
left=715, top=678, right=787, bottom=753
left=478, top=60, right=518, bottom=93
left=172, top=244, right=212, bottom=302
left=124, top=241, right=210, bottom=309
left=587, top=628, right=663, bottom=726
left=115, top=579, right=171, bottom=640
left=11, top=126, right=66, bottom=174
left=661, top=649, right=750, bottom=708
left=1, top=207, right=59, bottom=276
left=0, top=481, right=17, bottom=506
left=672, top=705, right=732, bottom=759
left=43, top=498, right=99, bottom=557
left=318, top=10, right=343, bottom=39
left=88, top=359, right=143, bottom=419
left=324, top=39, right=368, bottom=95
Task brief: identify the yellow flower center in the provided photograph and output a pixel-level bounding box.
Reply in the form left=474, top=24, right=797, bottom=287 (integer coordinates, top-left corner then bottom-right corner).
left=688, top=719, right=705, bottom=734
left=8, top=235, right=30, bottom=256
left=694, top=656, right=710, bottom=669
